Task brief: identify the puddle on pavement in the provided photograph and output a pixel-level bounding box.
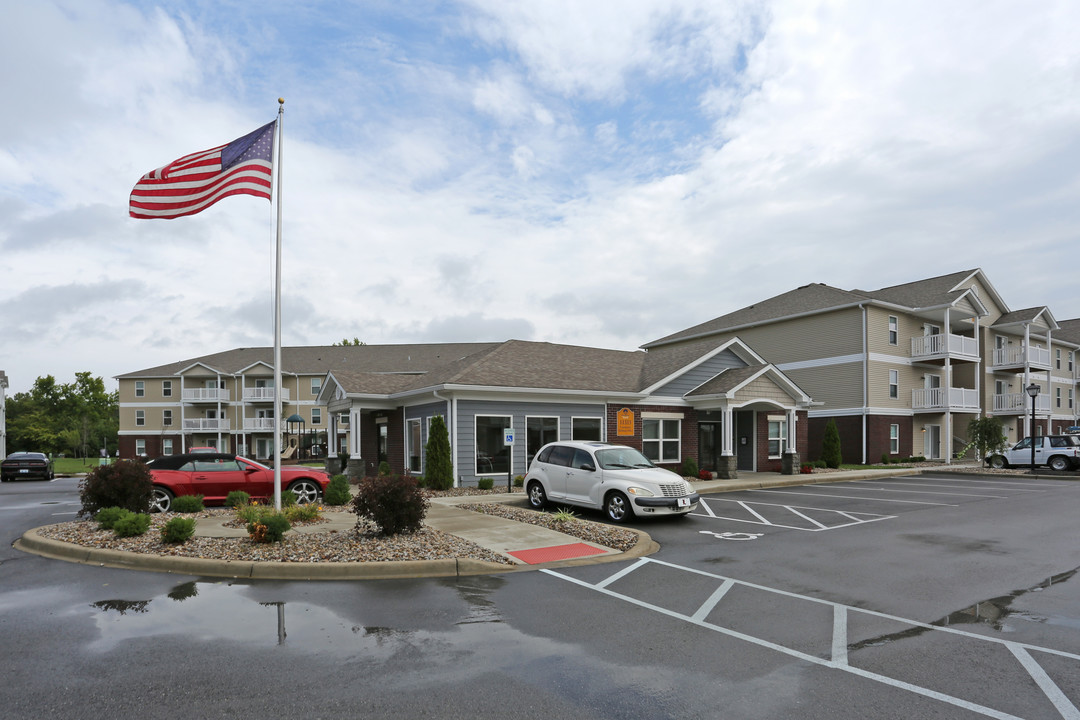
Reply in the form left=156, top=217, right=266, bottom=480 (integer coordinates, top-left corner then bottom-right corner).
left=851, top=567, right=1079, bottom=650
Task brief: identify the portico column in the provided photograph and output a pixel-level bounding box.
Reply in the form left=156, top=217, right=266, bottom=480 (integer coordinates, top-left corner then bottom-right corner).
left=781, top=407, right=800, bottom=475
left=717, top=403, right=738, bottom=479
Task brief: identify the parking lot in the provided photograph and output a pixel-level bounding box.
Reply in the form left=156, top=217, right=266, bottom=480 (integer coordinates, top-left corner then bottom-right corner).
left=543, top=472, right=1080, bottom=719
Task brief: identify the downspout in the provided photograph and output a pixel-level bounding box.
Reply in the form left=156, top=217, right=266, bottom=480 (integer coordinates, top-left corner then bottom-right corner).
left=861, top=304, right=868, bottom=464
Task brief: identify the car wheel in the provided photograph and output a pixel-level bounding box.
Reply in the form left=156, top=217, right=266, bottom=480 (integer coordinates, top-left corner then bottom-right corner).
left=288, top=480, right=321, bottom=505
left=527, top=481, right=547, bottom=510
left=150, top=487, right=174, bottom=513
left=988, top=455, right=1008, bottom=469
left=1048, top=456, right=1069, bottom=472
left=604, top=491, right=633, bottom=523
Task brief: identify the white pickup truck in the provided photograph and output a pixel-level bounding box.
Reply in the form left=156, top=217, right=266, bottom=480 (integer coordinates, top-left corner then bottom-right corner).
left=987, top=435, right=1080, bottom=471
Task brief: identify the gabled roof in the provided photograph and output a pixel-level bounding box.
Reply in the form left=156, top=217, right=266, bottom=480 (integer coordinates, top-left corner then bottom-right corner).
left=992, top=307, right=1059, bottom=332
left=644, top=269, right=996, bottom=349
left=1055, top=318, right=1080, bottom=346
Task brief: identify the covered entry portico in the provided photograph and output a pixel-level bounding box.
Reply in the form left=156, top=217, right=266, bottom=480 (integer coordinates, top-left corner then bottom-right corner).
left=687, top=364, right=812, bottom=478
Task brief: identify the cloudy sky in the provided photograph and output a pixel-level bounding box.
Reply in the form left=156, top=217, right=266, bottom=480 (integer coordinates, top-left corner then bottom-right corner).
left=3, top=0, right=1079, bottom=395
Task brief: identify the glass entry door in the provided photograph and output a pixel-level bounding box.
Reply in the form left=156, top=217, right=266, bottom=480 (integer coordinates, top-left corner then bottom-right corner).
left=698, top=422, right=721, bottom=472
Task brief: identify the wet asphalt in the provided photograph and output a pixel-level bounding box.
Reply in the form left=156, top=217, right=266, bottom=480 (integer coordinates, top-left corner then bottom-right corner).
left=2, top=472, right=1080, bottom=719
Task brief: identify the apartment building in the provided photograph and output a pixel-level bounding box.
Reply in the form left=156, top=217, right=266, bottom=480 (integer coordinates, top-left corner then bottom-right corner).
left=118, top=339, right=813, bottom=483
left=644, top=269, right=1080, bottom=463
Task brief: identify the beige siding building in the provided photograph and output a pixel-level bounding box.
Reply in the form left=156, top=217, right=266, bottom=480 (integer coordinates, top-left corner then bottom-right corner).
left=644, top=269, right=1080, bottom=464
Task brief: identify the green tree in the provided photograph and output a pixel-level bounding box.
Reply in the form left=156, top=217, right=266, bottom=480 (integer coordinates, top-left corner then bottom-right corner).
left=6, top=372, right=118, bottom=460
left=332, top=337, right=366, bottom=346
left=821, top=419, right=842, bottom=469
left=424, top=415, right=453, bottom=490
left=968, top=416, right=1008, bottom=467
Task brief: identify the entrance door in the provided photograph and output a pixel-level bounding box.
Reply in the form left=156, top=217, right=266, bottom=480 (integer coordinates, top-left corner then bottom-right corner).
left=377, top=423, right=388, bottom=466
left=736, top=411, right=754, bottom=471
left=925, top=425, right=941, bottom=459
left=698, top=422, right=721, bottom=472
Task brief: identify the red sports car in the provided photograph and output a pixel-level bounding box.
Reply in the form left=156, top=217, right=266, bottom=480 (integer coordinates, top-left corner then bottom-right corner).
left=144, top=453, right=331, bottom=512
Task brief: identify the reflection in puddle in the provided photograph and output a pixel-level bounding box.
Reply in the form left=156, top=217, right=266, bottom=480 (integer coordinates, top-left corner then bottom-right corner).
left=851, top=567, right=1079, bottom=650
left=91, top=599, right=150, bottom=615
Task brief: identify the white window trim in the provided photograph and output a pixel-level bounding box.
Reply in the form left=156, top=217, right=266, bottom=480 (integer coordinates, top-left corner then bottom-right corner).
left=311, top=408, right=322, bottom=425
left=311, top=377, right=322, bottom=395
left=888, top=316, right=898, bottom=346
left=475, top=415, right=512, bottom=476
left=642, top=417, right=681, bottom=464
left=135, top=439, right=146, bottom=456
left=767, top=415, right=787, bottom=459
left=570, top=416, right=604, bottom=442
left=406, top=417, right=423, bottom=474
left=889, top=369, right=899, bottom=399
left=889, top=424, right=900, bottom=454
left=135, top=410, right=145, bottom=427
left=135, top=381, right=145, bottom=397
left=162, top=380, right=172, bottom=397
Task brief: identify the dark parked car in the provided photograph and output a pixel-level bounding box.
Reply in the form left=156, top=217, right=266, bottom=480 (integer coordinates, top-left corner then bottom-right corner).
left=144, top=452, right=330, bottom=512
left=1, top=452, right=55, bottom=482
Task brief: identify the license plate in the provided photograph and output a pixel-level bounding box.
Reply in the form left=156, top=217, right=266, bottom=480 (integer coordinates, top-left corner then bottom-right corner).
left=677, top=497, right=690, bottom=508
left=19, top=468, right=29, bottom=473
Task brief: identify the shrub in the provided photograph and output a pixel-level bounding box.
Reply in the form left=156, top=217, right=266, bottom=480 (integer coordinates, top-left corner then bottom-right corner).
left=235, top=501, right=266, bottom=525
left=337, top=451, right=350, bottom=475
left=94, top=506, right=129, bottom=530
left=880, top=454, right=890, bottom=465
left=698, top=469, right=712, bottom=481
left=78, top=460, right=153, bottom=518
left=513, top=474, right=525, bottom=488
left=424, top=415, right=454, bottom=491
left=680, top=457, right=699, bottom=478
left=323, top=474, right=352, bottom=506
left=821, top=419, right=842, bottom=469
left=225, top=490, right=251, bottom=508
left=283, top=504, right=321, bottom=523
left=279, top=488, right=296, bottom=507
left=161, top=517, right=197, bottom=544
left=800, top=463, right=814, bottom=474
left=352, top=475, right=428, bottom=536
left=377, top=461, right=391, bottom=476
left=112, top=512, right=152, bottom=537
left=247, top=512, right=291, bottom=543
left=171, top=495, right=205, bottom=513
left=477, top=477, right=494, bottom=490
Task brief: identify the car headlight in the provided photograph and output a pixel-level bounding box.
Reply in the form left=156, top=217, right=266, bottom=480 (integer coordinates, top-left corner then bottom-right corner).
left=626, top=486, right=654, bottom=497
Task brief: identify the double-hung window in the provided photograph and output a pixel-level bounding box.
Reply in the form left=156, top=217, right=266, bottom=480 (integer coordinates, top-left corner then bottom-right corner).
left=767, top=417, right=787, bottom=458
left=135, top=410, right=145, bottom=427
left=888, top=316, right=898, bottom=345
left=889, top=370, right=899, bottom=399
left=162, top=410, right=172, bottom=427
left=162, top=380, right=172, bottom=397
left=311, top=408, right=322, bottom=425
left=135, top=381, right=145, bottom=398
left=890, top=424, right=899, bottom=454
left=642, top=417, right=680, bottom=463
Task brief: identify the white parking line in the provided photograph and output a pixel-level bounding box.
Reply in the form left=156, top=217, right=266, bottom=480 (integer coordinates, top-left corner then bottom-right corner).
left=818, top=484, right=1008, bottom=499
left=854, top=479, right=1047, bottom=494
left=751, top=488, right=959, bottom=506
left=692, top=497, right=895, bottom=531
left=544, top=559, right=1080, bottom=720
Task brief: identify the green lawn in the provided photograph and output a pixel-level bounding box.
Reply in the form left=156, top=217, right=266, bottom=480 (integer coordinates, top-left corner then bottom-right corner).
left=52, top=457, right=113, bottom=475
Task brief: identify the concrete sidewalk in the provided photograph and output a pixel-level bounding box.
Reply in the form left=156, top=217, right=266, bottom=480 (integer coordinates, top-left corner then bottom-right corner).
left=16, top=465, right=957, bottom=580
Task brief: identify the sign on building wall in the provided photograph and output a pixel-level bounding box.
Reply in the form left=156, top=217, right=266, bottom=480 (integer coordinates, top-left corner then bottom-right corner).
left=617, top=408, right=635, bottom=436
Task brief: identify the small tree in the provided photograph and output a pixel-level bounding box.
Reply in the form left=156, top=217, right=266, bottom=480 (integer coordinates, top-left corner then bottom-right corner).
left=79, top=460, right=153, bottom=517
left=424, top=415, right=453, bottom=491
left=821, top=419, right=842, bottom=469
left=968, top=416, right=1008, bottom=467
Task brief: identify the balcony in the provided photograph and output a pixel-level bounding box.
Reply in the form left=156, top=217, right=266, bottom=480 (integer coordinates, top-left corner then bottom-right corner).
left=182, top=418, right=231, bottom=431
left=910, top=333, right=979, bottom=362
left=243, top=387, right=290, bottom=402
left=992, top=393, right=1052, bottom=415
left=243, top=418, right=281, bottom=432
left=182, top=388, right=230, bottom=403
left=911, top=387, right=980, bottom=411
left=991, top=345, right=1052, bottom=372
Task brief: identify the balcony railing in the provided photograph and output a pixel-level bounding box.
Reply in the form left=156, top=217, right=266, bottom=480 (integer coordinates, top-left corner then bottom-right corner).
left=910, top=333, right=979, bottom=360
left=992, top=393, right=1052, bottom=415
left=992, top=346, right=1052, bottom=370
left=243, top=418, right=281, bottom=432
left=182, top=418, right=231, bottom=431
left=182, top=388, right=230, bottom=403
left=242, top=387, right=290, bottom=402
left=911, top=387, right=980, bottom=411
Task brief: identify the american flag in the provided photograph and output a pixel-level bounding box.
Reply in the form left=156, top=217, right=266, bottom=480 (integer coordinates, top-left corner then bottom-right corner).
left=129, top=120, right=275, bottom=219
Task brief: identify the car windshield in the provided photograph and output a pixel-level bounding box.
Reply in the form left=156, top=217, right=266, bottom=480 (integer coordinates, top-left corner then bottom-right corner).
left=595, top=447, right=655, bottom=470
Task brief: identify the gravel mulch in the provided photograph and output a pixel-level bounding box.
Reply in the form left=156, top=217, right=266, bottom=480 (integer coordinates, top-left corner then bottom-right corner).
left=35, top=510, right=516, bottom=565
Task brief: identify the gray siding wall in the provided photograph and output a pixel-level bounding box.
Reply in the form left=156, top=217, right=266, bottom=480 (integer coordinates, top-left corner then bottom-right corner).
left=454, top=399, right=606, bottom=485
left=654, top=348, right=748, bottom=397
left=404, top=401, right=450, bottom=454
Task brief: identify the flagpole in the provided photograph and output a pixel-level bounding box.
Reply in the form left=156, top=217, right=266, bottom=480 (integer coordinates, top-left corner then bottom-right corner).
left=273, top=98, right=285, bottom=511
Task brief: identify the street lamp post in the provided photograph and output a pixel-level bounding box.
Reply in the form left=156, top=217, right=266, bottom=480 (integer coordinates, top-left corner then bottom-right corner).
left=1026, top=383, right=1040, bottom=470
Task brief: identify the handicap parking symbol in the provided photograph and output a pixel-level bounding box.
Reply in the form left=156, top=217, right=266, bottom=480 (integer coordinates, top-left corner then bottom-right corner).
left=699, top=530, right=764, bottom=541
